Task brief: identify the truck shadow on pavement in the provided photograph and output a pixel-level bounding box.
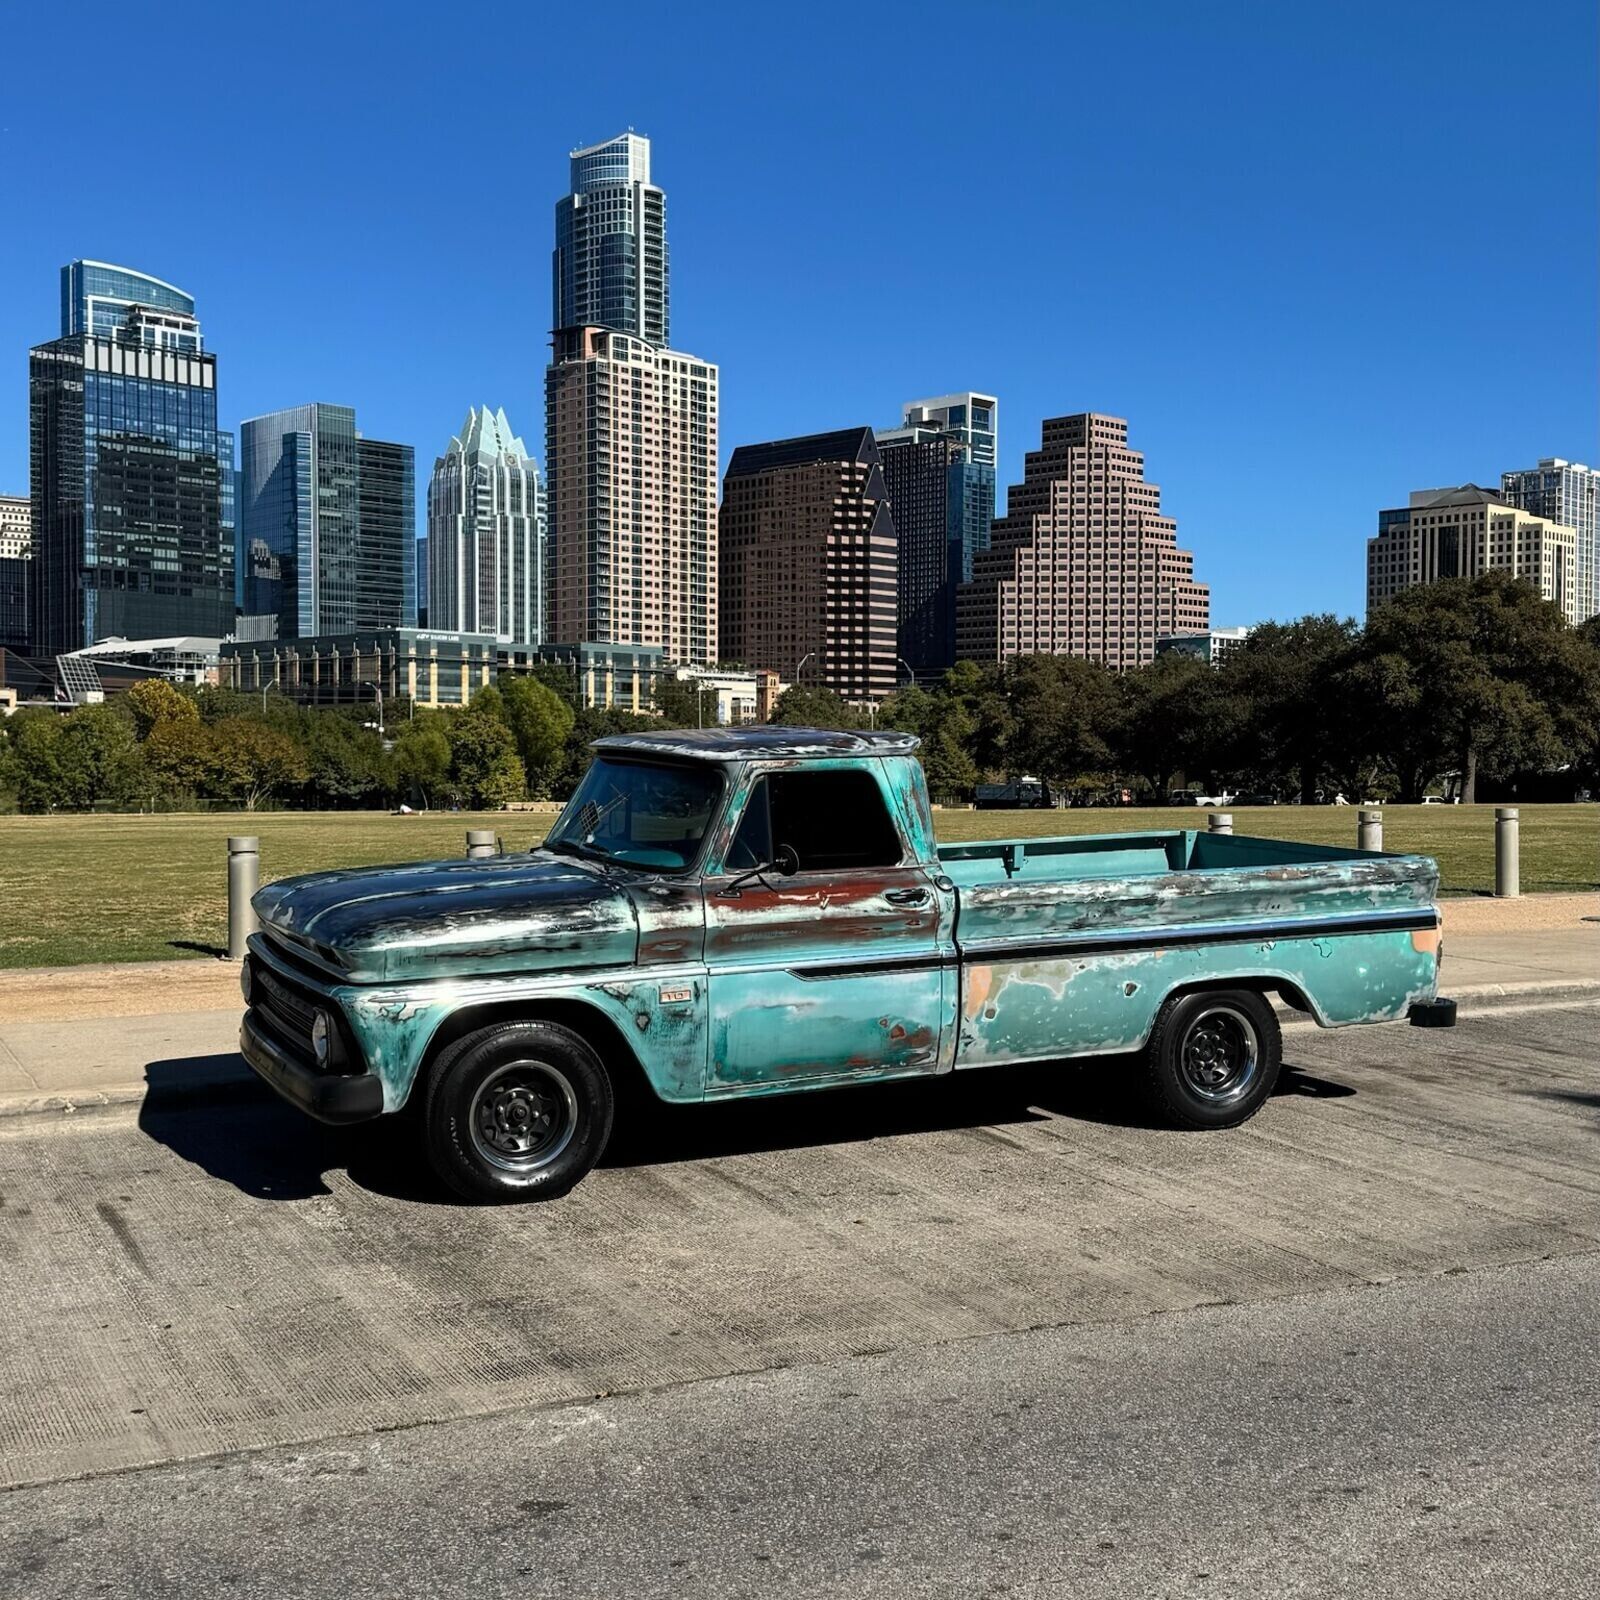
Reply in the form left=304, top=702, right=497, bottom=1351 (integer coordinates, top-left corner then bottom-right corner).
left=136, top=1051, right=1357, bottom=1206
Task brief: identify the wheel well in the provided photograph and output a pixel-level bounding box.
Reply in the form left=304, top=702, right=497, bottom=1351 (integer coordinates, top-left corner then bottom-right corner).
left=1158, top=976, right=1315, bottom=1018
left=413, top=998, right=662, bottom=1109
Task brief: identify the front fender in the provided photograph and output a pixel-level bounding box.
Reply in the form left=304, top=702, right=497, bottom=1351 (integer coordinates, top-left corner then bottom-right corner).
left=340, top=967, right=710, bottom=1111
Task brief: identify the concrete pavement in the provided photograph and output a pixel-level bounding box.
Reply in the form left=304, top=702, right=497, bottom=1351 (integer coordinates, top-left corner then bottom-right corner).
left=0, top=995, right=1596, bottom=1493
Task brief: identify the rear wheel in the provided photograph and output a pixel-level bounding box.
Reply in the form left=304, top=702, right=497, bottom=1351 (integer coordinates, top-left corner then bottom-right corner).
left=1138, top=988, right=1281, bottom=1129
left=423, top=1021, right=614, bottom=1202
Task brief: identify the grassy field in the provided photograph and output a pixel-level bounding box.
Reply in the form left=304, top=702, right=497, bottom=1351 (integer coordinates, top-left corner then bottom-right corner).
left=0, top=803, right=1594, bottom=970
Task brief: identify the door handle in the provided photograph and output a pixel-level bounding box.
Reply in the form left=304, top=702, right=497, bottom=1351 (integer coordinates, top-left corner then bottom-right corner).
left=884, top=887, right=930, bottom=907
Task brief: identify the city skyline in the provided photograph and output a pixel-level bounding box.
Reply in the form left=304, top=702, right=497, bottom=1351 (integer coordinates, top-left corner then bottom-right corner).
left=1, top=2, right=1591, bottom=628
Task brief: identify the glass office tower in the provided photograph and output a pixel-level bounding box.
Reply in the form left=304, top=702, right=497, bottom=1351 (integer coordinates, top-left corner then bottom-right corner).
left=1501, top=457, right=1598, bottom=622
left=61, top=260, right=201, bottom=351
left=876, top=394, right=998, bottom=673
left=553, top=132, right=669, bottom=345
left=239, top=404, right=413, bottom=638
left=29, top=265, right=233, bottom=654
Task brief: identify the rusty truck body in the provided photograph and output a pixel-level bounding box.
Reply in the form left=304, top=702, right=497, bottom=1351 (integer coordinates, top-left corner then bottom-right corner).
left=240, top=727, right=1455, bottom=1201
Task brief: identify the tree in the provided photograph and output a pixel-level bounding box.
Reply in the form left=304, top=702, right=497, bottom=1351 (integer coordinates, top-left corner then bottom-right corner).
left=1118, top=652, right=1228, bottom=799
left=209, top=719, right=309, bottom=810
left=301, top=715, right=390, bottom=809
left=14, top=705, right=144, bottom=812
left=769, top=685, right=865, bottom=729
left=501, top=675, right=577, bottom=796
left=650, top=672, right=710, bottom=728
left=1363, top=573, right=1600, bottom=802
left=144, top=715, right=219, bottom=798
left=999, top=654, right=1120, bottom=787
left=391, top=717, right=452, bottom=808
left=445, top=702, right=526, bottom=808
left=1223, top=616, right=1362, bottom=803
left=126, top=678, right=197, bottom=740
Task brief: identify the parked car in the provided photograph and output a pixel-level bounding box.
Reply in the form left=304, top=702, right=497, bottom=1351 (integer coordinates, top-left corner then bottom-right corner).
left=975, top=775, right=1054, bottom=809
left=241, top=728, right=1455, bottom=1202
left=1234, top=792, right=1280, bottom=806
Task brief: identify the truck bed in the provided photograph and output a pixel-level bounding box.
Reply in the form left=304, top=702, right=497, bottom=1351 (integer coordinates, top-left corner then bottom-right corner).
left=937, top=830, right=1441, bottom=1060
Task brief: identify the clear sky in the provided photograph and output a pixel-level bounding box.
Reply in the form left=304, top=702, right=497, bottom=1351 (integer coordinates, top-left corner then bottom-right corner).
left=1, top=0, right=1594, bottom=626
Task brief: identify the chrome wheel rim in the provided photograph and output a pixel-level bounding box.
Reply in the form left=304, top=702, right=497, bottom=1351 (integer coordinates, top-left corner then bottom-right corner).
left=468, top=1061, right=579, bottom=1173
left=1178, top=1005, right=1261, bottom=1105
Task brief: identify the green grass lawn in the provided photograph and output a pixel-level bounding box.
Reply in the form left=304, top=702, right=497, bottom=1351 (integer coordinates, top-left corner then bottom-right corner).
left=0, top=803, right=1594, bottom=970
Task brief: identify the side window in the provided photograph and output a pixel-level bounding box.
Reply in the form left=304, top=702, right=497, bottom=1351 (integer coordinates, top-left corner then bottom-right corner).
left=726, top=779, right=773, bottom=871
left=768, top=770, right=903, bottom=872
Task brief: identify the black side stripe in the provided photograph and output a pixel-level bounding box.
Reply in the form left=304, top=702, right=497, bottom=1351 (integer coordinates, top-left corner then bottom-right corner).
left=788, top=909, right=1439, bottom=981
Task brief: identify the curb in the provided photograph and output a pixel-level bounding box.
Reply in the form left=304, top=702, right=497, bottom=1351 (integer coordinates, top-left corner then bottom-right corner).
left=3, top=977, right=1596, bottom=1129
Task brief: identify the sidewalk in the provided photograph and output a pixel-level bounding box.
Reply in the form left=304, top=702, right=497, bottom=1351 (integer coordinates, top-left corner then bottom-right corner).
left=0, top=917, right=1594, bottom=1122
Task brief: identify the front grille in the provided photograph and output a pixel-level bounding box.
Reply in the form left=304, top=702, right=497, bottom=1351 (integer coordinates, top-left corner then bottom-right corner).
left=250, top=961, right=318, bottom=1056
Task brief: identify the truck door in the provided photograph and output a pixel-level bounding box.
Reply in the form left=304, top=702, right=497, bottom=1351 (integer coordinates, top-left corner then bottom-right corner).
left=703, top=763, right=953, bottom=1091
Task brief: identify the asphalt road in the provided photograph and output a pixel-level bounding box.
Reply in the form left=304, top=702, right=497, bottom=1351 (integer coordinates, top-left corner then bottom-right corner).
left=1, top=997, right=1597, bottom=1596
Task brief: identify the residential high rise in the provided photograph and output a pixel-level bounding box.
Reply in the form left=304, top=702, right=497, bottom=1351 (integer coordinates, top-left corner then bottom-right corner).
left=238, top=404, right=414, bottom=638
left=1367, top=485, right=1579, bottom=623
left=30, top=263, right=233, bottom=655
left=554, top=132, right=668, bottom=345
left=0, top=494, right=28, bottom=560
left=545, top=328, right=718, bottom=663
left=0, top=494, right=28, bottom=650
left=718, top=428, right=898, bottom=703
left=1501, top=458, right=1597, bottom=622
left=957, top=413, right=1208, bottom=669
left=876, top=393, right=997, bottom=673
left=427, top=406, right=546, bottom=646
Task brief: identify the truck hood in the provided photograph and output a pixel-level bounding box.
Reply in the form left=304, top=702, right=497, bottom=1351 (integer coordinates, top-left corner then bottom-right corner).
left=252, top=851, right=638, bottom=982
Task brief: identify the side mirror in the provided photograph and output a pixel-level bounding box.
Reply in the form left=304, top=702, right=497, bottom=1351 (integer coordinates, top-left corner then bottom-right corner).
left=774, top=844, right=800, bottom=877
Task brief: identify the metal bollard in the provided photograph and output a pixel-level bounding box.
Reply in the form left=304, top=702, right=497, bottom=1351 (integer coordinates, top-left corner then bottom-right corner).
left=466, top=829, right=498, bottom=859
left=1358, top=807, right=1383, bottom=851
left=1495, top=807, right=1520, bottom=898
left=1208, top=812, right=1233, bottom=835
left=227, top=836, right=259, bottom=960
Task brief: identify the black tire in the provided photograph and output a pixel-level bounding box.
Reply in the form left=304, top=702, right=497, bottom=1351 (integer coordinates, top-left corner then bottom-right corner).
left=1138, top=988, right=1282, bottom=1130
left=423, top=1021, right=614, bottom=1202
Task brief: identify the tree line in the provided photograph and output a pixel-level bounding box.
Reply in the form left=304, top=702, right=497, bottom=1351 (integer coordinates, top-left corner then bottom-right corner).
left=1, top=573, right=1596, bottom=813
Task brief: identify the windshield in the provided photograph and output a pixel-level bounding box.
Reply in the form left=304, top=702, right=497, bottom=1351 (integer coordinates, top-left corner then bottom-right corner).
left=543, top=758, right=724, bottom=873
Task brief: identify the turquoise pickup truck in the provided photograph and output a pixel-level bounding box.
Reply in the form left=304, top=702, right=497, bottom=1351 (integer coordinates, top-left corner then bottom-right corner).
left=241, top=728, right=1454, bottom=1201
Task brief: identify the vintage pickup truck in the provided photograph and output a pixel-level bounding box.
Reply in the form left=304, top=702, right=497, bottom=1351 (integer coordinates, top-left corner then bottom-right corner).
left=241, top=728, right=1455, bottom=1201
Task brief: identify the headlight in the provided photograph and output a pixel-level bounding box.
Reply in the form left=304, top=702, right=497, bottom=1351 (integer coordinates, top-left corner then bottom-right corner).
left=240, top=961, right=253, bottom=1005
left=311, top=1010, right=331, bottom=1066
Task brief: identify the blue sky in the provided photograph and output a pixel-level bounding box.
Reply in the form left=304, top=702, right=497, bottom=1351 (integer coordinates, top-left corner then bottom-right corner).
left=1, top=0, right=1594, bottom=625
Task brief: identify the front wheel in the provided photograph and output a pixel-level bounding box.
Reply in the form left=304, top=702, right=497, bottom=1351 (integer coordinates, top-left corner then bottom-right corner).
left=423, top=1021, right=614, bottom=1202
left=1138, top=988, right=1281, bottom=1129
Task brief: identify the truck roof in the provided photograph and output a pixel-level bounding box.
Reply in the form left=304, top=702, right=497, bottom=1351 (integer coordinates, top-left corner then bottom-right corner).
left=591, top=726, right=921, bottom=762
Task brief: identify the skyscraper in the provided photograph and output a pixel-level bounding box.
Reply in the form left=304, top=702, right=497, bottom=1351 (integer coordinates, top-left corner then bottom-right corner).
left=545, top=329, right=718, bottom=663
left=61, top=260, right=201, bottom=350
left=876, top=393, right=997, bottom=673
left=554, top=132, right=669, bottom=344
left=238, top=404, right=414, bottom=638
left=1367, top=485, right=1579, bottom=623
left=545, top=132, right=718, bottom=669
left=427, top=406, right=546, bottom=645
left=29, top=262, right=234, bottom=654
left=719, top=428, right=898, bottom=703
left=0, top=493, right=28, bottom=650
left=957, top=413, right=1209, bottom=669
left=1500, top=458, right=1597, bottom=622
